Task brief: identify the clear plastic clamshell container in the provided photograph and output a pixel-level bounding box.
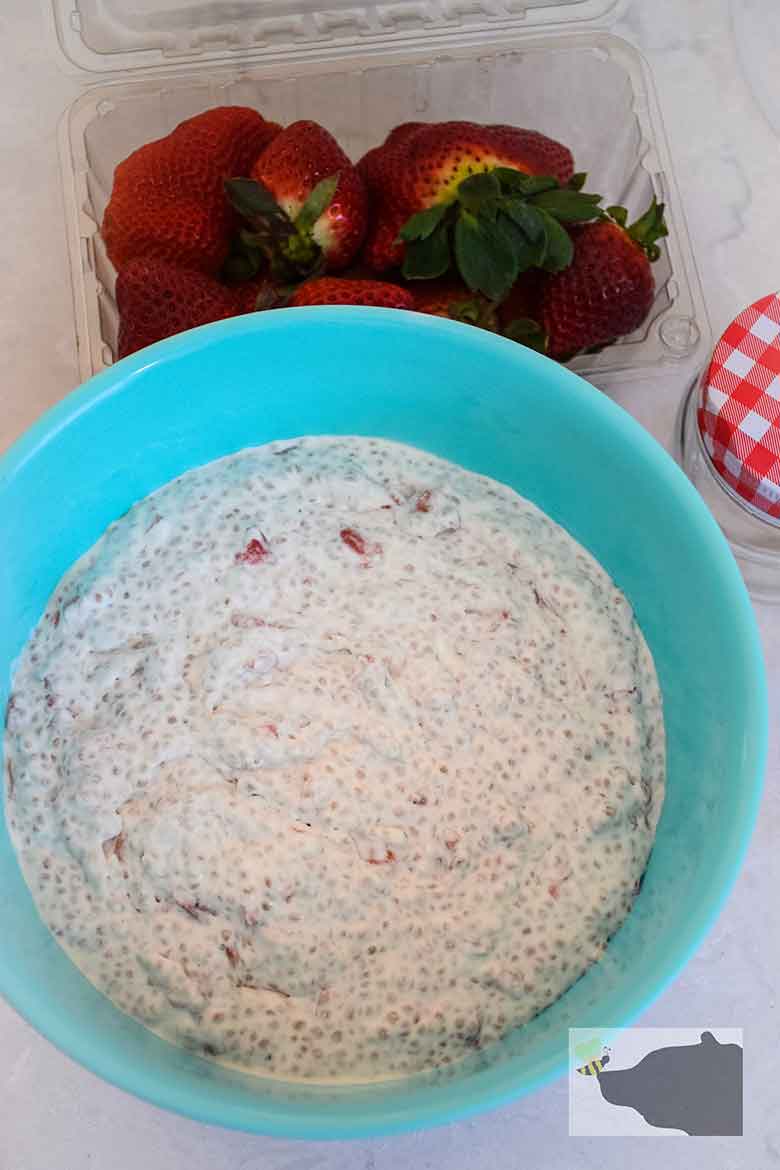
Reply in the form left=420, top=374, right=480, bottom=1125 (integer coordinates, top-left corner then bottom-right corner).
left=53, top=0, right=709, bottom=389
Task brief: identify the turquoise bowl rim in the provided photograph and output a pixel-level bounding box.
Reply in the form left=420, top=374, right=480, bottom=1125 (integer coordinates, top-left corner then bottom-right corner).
left=0, top=308, right=768, bottom=1138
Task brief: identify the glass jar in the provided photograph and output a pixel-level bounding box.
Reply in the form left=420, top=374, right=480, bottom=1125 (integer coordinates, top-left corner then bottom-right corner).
left=680, top=376, right=780, bottom=605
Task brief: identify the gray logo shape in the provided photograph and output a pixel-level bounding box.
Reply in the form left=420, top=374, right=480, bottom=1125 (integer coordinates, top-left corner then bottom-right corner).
left=596, top=1031, right=743, bottom=1136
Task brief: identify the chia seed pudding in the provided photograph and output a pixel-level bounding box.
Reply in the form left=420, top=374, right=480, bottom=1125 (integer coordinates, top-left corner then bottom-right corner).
left=4, top=436, right=665, bottom=1081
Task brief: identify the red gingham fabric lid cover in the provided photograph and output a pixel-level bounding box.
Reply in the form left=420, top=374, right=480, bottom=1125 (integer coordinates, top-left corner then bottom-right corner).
left=698, top=292, right=780, bottom=520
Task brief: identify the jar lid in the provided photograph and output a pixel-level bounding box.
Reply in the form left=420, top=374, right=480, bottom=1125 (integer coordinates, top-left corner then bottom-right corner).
left=698, top=292, right=780, bottom=520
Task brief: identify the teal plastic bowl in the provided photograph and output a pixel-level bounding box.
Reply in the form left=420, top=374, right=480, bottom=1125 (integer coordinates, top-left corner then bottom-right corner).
left=0, top=309, right=766, bottom=1138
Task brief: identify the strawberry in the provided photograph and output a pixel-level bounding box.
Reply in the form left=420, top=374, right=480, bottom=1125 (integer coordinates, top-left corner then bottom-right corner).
left=540, top=199, right=668, bottom=359
left=288, top=277, right=414, bottom=309
left=116, top=258, right=254, bottom=358
left=412, top=276, right=547, bottom=353
left=358, top=121, right=576, bottom=276
left=496, top=270, right=544, bottom=331
left=358, top=121, right=427, bottom=235
left=232, top=275, right=279, bottom=314
left=103, top=107, right=281, bottom=276
left=412, top=278, right=497, bottom=328
left=224, top=121, right=367, bottom=282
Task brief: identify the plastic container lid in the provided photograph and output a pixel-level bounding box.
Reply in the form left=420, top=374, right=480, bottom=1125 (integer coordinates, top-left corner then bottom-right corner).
left=52, top=0, right=618, bottom=73
left=698, top=293, right=780, bottom=522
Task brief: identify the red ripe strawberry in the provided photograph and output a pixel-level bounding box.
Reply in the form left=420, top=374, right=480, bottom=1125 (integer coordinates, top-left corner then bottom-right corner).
left=225, top=121, right=367, bottom=280
left=381, top=122, right=428, bottom=150
left=496, top=270, right=544, bottom=330
left=413, top=278, right=497, bottom=328
left=541, top=199, right=667, bottom=359
left=289, top=277, right=414, bottom=309
left=359, top=121, right=574, bottom=273
left=103, top=107, right=281, bottom=276
left=362, top=217, right=407, bottom=274
left=116, top=258, right=251, bottom=357
left=411, top=276, right=547, bottom=352
left=358, top=127, right=425, bottom=272
left=358, top=122, right=426, bottom=193
left=231, top=275, right=279, bottom=314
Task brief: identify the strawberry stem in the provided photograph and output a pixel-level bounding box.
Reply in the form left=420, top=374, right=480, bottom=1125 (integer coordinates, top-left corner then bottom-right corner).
left=400, top=168, right=606, bottom=302
left=293, top=173, right=339, bottom=234
left=503, top=317, right=548, bottom=354
left=224, top=174, right=339, bottom=283
left=608, top=197, right=668, bottom=261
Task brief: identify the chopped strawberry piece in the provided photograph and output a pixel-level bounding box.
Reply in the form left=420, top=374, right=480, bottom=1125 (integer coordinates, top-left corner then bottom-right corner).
left=235, top=538, right=269, bottom=564
left=367, top=849, right=397, bottom=865
left=340, top=528, right=367, bottom=556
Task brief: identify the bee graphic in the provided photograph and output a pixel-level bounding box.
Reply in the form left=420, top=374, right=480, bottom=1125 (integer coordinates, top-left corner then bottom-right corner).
left=576, top=1045, right=612, bottom=1077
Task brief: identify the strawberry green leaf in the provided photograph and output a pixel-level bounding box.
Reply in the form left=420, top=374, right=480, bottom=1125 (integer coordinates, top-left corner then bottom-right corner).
left=536, top=209, right=573, bottom=272
left=448, top=298, right=499, bottom=331
left=498, top=212, right=547, bottom=276
left=448, top=298, right=488, bottom=325
left=502, top=200, right=546, bottom=242
left=626, top=197, right=668, bottom=261
left=398, top=202, right=450, bottom=243
left=402, top=220, right=452, bottom=280
left=271, top=244, right=326, bottom=284
left=225, top=178, right=290, bottom=227
left=222, top=251, right=263, bottom=283
left=567, top=172, right=588, bottom=191
left=284, top=229, right=322, bottom=273
left=606, top=205, right=628, bottom=228
left=529, top=188, right=604, bottom=222
left=457, top=170, right=502, bottom=213
left=494, top=170, right=559, bottom=197
left=454, top=212, right=519, bottom=301
left=503, top=317, right=549, bottom=354
left=294, top=173, right=339, bottom=234
left=240, top=229, right=271, bottom=249
left=491, top=167, right=527, bottom=191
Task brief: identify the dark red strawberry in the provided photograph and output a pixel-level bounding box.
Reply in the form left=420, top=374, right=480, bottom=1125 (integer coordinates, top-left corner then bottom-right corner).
left=103, top=107, right=281, bottom=276
left=232, top=275, right=281, bottom=313
left=289, top=277, right=414, bottom=309
left=359, top=121, right=576, bottom=275
left=496, top=270, right=544, bottom=330
left=412, top=278, right=497, bottom=328
left=116, top=258, right=252, bottom=357
left=411, top=272, right=547, bottom=352
left=225, top=121, right=367, bottom=282
left=358, top=123, right=427, bottom=270
left=541, top=199, right=667, bottom=359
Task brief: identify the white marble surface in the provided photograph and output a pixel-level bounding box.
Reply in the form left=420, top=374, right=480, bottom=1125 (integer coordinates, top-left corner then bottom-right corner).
left=1, top=0, right=779, bottom=1165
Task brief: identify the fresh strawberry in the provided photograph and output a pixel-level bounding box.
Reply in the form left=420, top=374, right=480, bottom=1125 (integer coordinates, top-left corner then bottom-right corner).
left=413, top=278, right=497, bottom=328
left=232, top=275, right=279, bottom=314
left=361, top=218, right=407, bottom=275
left=224, top=121, right=367, bottom=282
left=496, top=270, right=544, bottom=330
left=495, top=270, right=548, bottom=351
left=379, top=122, right=428, bottom=150
left=289, top=277, right=414, bottom=309
left=359, top=121, right=576, bottom=276
left=358, top=121, right=426, bottom=219
left=116, top=258, right=250, bottom=357
left=541, top=199, right=668, bottom=359
left=412, top=276, right=547, bottom=352
left=103, top=107, right=281, bottom=276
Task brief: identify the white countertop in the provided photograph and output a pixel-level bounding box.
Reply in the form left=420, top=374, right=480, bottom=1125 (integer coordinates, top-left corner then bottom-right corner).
left=1, top=1, right=778, bottom=1166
